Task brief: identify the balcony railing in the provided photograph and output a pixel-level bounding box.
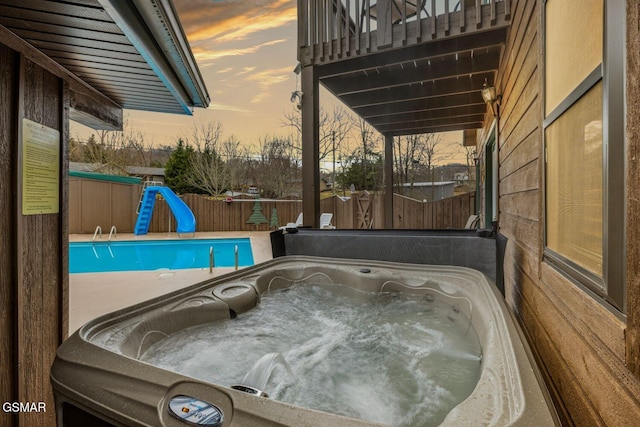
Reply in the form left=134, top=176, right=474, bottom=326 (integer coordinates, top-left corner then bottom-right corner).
left=298, top=0, right=510, bottom=64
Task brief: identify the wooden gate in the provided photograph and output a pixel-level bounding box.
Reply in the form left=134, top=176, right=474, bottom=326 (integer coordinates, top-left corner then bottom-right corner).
left=355, top=191, right=374, bottom=229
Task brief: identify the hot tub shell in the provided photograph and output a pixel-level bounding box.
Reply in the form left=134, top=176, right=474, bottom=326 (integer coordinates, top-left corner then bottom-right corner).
left=52, top=256, right=558, bottom=426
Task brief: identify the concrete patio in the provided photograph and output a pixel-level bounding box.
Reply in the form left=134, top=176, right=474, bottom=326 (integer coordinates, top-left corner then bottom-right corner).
left=68, top=231, right=273, bottom=334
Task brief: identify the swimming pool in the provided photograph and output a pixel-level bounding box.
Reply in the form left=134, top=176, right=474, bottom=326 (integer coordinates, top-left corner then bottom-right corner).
left=69, top=238, right=254, bottom=273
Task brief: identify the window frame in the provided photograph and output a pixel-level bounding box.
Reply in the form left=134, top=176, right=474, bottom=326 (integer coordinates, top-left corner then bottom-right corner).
left=542, top=0, right=626, bottom=313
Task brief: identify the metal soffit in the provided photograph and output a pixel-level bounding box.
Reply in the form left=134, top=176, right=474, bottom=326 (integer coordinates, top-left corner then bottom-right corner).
left=0, top=0, right=209, bottom=115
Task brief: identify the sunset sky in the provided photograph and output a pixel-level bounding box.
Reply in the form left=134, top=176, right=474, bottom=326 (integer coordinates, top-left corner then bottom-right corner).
left=71, top=0, right=307, bottom=148
left=70, top=0, right=464, bottom=161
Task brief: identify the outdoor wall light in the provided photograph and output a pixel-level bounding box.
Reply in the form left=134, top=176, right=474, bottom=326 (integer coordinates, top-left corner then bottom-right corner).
left=290, top=90, right=303, bottom=109
left=481, top=79, right=501, bottom=117
left=291, top=63, right=303, bottom=108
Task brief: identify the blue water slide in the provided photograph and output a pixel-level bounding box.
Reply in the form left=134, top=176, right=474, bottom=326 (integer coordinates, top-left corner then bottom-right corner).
left=134, top=186, right=196, bottom=235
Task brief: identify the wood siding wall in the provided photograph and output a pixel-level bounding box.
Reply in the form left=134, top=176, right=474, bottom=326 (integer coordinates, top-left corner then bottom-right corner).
left=0, top=46, right=67, bottom=426
left=0, top=42, right=19, bottom=427
left=627, top=0, right=640, bottom=381
left=488, top=0, right=640, bottom=424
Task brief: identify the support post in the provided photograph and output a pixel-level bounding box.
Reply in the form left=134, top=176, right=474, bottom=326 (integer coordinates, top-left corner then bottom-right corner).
left=301, top=64, right=320, bottom=228
left=384, top=133, right=394, bottom=228
left=3, top=50, right=68, bottom=427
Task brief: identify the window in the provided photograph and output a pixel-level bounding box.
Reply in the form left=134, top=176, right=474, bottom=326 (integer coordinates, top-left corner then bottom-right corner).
left=546, top=83, right=603, bottom=277
left=545, top=0, right=603, bottom=115
left=543, top=0, right=625, bottom=312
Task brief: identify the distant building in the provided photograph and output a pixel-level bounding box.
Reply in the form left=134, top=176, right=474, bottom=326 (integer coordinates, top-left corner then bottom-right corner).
left=69, top=162, right=165, bottom=184
left=402, top=181, right=456, bottom=202
left=453, top=172, right=470, bottom=184
left=125, top=166, right=165, bottom=184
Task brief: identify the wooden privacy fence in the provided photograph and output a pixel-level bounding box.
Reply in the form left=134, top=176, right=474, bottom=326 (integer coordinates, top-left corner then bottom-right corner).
left=147, top=196, right=303, bottom=233
left=392, top=192, right=475, bottom=229
left=68, top=175, right=142, bottom=234
left=69, top=175, right=476, bottom=233
left=146, top=192, right=476, bottom=232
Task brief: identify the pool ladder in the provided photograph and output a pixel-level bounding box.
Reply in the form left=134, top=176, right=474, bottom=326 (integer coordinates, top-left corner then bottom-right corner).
left=136, top=180, right=163, bottom=214
left=208, top=245, right=239, bottom=274
left=108, top=226, right=117, bottom=241
left=92, top=226, right=102, bottom=242
left=92, top=225, right=117, bottom=243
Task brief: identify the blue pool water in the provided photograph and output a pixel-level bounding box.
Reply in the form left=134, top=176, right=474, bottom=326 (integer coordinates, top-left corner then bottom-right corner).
left=69, top=238, right=254, bottom=274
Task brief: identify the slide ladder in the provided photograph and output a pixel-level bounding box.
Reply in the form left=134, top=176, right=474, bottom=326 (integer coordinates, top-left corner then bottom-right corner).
left=134, top=186, right=196, bottom=236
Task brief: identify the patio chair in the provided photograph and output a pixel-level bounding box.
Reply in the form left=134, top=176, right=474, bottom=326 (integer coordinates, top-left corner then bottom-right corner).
left=279, top=212, right=303, bottom=230
left=465, top=214, right=480, bottom=229
left=320, top=213, right=335, bottom=229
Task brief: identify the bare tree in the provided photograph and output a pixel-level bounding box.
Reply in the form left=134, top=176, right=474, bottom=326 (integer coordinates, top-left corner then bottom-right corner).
left=421, top=133, right=445, bottom=201
left=461, top=143, right=477, bottom=193
left=282, top=105, right=352, bottom=162
left=351, top=117, right=382, bottom=190
left=77, top=119, right=149, bottom=173
left=222, top=135, right=251, bottom=192
left=393, top=134, right=431, bottom=194
left=251, top=135, right=300, bottom=198
left=402, top=133, right=464, bottom=201
left=186, top=121, right=230, bottom=197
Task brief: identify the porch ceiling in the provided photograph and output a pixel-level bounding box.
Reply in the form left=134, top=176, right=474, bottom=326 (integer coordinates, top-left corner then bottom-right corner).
left=0, top=0, right=209, bottom=116
left=317, top=28, right=507, bottom=136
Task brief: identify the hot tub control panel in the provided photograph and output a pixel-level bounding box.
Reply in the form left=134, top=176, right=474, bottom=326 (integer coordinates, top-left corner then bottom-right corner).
left=167, top=395, right=223, bottom=426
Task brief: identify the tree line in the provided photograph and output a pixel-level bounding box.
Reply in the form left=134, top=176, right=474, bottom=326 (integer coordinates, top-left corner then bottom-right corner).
left=70, top=108, right=475, bottom=200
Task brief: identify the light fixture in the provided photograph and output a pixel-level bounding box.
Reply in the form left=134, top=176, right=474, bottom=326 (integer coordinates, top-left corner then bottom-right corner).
left=291, top=63, right=303, bottom=109
left=481, top=79, right=501, bottom=117
left=290, top=90, right=303, bottom=109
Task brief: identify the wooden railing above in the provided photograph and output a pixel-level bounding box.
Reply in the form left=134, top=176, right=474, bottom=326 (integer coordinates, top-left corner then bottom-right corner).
left=298, top=0, right=511, bottom=65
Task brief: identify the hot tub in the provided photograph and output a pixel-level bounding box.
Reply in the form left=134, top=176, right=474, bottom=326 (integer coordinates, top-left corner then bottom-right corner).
left=52, top=256, right=558, bottom=426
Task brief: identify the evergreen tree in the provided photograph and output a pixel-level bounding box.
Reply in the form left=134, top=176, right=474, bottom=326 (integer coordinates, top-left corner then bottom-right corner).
left=164, top=139, right=198, bottom=194
left=337, top=152, right=384, bottom=191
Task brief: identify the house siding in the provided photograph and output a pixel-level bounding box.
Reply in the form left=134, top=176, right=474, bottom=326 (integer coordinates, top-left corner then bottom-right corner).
left=627, top=0, right=640, bottom=379
left=0, top=42, right=18, bottom=427
left=480, top=0, right=640, bottom=424
left=0, top=45, right=69, bottom=426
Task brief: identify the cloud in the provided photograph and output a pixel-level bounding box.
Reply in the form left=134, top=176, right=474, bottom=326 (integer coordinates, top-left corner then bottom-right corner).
left=207, top=102, right=254, bottom=113
left=217, top=67, right=234, bottom=74
left=174, top=0, right=296, bottom=44
left=244, top=66, right=292, bottom=104
left=237, top=66, right=256, bottom=76
left=191, top=39, right=286, bottom=63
